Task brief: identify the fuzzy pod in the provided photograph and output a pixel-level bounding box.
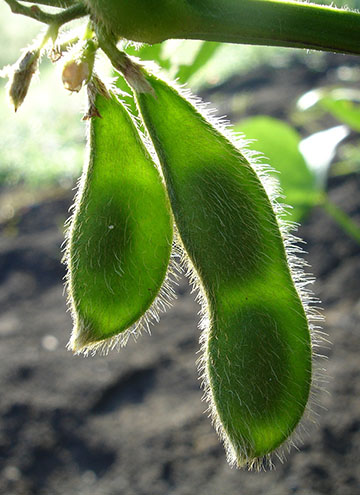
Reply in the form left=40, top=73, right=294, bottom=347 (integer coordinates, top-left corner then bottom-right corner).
left=135, top=73, right=317, bottom=467
left=66, top=82, right=174, bottom=354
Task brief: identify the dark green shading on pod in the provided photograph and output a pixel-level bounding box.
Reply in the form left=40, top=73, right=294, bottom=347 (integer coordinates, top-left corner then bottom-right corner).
left=135, top=73, right=312, bottom=466
left=66, top=85, right=173, bottom=353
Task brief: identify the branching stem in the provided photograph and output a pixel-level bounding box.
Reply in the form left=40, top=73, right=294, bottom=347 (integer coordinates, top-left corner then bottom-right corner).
left=3, top=0, right=87, bottom=26
left=21, top=0, right=76, bottom=6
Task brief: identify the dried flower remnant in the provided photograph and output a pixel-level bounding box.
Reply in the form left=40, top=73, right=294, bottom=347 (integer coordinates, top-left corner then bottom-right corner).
left=7, top=49, right=40, bottom=112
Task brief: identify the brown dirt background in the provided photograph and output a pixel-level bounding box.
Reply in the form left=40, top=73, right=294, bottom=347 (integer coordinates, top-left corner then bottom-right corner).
left=1, top=53, right=360, bottom=495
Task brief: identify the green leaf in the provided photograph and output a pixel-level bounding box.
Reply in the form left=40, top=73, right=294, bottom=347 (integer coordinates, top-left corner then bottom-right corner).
left=234, top=116, right=319, bottom=222
left=299, top=124, right=349, bottom=186
left=298, top=87, right=360, bottom=132
left=321, top=92, right=360, bottom=132
left=175, top=42, right=221, bottom=84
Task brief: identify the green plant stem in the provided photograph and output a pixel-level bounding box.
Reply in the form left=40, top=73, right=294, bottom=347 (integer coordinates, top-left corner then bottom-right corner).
left=93, top=0, right=360, bottom=55
left=5, top=0, right=360, bottom=57
left=4, top=0, right=86, bottom=25
left=21, top=0, right=75, bottom=6
left=320, top=193, right=360, bottom=244
left=97, top=34, right=153, bottom=94
left=182, top=0, right=360, bottom=55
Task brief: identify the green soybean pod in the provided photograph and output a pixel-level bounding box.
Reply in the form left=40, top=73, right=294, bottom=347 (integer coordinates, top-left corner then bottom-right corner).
left=66, top=81, right=173, bottom=354
left=135, top=73, right=315, bottom=467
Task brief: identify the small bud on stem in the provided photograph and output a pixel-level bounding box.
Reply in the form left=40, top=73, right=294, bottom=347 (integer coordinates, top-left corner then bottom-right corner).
left=62, top=39, right=96, bottom=93
left=62, top=59, right=90, bottom=92
left=8, top=49, right=40, bottom=112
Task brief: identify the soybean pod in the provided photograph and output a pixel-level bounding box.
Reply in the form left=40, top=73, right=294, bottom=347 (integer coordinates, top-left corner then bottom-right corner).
left=66, top=80, right=173, bottom=354
left=135, top=73, right=315, bottom=467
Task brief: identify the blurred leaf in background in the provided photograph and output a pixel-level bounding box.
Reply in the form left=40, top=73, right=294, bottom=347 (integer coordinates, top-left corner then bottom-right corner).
left=298, top=87, right=360, bottom=133
left=1, top=0, right=360, bottom=245
left=234, top=117, right=318, bottom=222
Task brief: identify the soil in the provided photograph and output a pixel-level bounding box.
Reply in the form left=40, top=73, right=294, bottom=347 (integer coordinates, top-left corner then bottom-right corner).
left=1, top=53, right=360, bottom=495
